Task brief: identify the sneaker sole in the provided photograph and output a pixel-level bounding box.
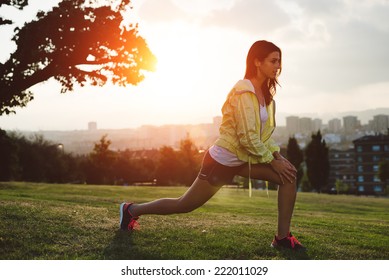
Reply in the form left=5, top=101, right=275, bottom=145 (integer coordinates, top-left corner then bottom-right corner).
left=270, top=243, right=306, bottom=251
left=119, top=202, right=126, bottom=229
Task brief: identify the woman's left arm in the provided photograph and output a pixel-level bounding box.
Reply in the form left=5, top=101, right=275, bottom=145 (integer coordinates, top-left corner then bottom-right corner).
left=265, top=138, right=280, bottom=154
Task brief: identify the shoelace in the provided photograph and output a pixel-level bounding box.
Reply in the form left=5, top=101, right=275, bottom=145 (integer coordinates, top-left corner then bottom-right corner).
left=128, top=217, right=139, bottom=230
left=127, top=205, right=140, bottom=230
left=288, top=236, right=302, bottom=248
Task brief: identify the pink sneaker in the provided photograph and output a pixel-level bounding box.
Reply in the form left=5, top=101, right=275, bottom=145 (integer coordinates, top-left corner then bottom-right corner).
left=119, top=202, right=139, bottom=231
left=271, top=232, right=306, bottom=251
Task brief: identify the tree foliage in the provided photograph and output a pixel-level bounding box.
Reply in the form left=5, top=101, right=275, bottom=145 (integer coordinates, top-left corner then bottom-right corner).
left=0, top=0, right=156, bottom=114
left=85, top=134, right=115, bottom=184
left=178, top=136, right=201, bottom=186
left=155, top=146, right=180, bottom=186
left=378, top=160, right=389, bottom=195
left=305, top=131, right=329, bottom=192
left=300, top=164, right=312, bottom=192
left=378, top=160, right=389, bottom=183
left=0, top=130, right=202, bottom=186
left=335, top=179, right=350, bottom=194
left=286, top=136, right=304, bottom=188
left=0, top=128, right=19, bottom=180
left=0, top=129, right=82, bottom=182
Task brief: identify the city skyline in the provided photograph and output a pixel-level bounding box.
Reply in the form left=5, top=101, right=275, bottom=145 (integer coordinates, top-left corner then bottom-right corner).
left=1, top=0, right=389, bottom=131
left=3, top=107, right=388, bottom=132
left=10, top=108, right=388, bottom=156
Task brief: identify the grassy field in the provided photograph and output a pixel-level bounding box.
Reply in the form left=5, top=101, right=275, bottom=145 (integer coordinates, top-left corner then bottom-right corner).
left=0, top=181, right=388, bottom=260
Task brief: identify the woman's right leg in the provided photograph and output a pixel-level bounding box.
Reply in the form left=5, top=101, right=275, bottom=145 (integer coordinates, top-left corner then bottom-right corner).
left=129, top=177, right=222, bottom=217
left=237, top=164, right=297, bottom=239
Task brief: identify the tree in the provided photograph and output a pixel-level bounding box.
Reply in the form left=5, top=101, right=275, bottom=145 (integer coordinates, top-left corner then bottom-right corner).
left=378, top=160, right=389, bottom=195
left=335, top=179, right=350, bottom=194
left=0, top=0, right=156, bottom=115
left=0, top=128, right=19, bottom=180
left=111, top=150, right=136, bottom=185
left=300, top=162, right=312, bottom=192
left=177, top=136, right=200, bottom=186
left=132, top=157, right=156, bottom=183
left=0, top=130, right=85, bottom=183
left=85, top=134, right=116, bottom=184
left=305, top=131, right=329, bottom=192
left=155, top=146, right=180, bottom=186
left=378, top=160, right=389, bottom=182
left=286, top=136, right=304, bottom=188
left=10, top=133, right=69, bottom=182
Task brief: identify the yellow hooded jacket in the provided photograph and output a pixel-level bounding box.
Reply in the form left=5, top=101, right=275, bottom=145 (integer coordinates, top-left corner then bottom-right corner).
left=214, top=79, right=280, bottom=164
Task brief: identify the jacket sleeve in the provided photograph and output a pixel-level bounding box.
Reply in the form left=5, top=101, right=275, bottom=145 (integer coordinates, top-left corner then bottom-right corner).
left=233, top=93, right=274, bottom=163
left=265, top=138, right=281, bottom=154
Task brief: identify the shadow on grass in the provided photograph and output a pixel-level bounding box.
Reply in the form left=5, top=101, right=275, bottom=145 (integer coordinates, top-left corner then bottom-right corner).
left=103, top=230, right=164, bottom=260
left=103, top=230, right=311, bottom=260
left=103, top=230, right=137, bottom=259
left=274, top=248, right=310, bottom=260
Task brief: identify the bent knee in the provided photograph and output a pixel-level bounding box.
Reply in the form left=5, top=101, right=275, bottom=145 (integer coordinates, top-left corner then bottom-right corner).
left=280, top=180, right=297, bottom=190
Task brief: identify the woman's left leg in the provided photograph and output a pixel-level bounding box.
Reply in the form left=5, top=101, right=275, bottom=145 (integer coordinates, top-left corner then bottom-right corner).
left=128, top=178, right=221, bottom=217
left=237, top=163, right=297, bottom=239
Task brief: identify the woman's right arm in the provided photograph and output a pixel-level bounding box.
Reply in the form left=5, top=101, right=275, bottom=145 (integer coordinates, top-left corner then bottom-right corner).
left=269, top=158, right=297, bottom=184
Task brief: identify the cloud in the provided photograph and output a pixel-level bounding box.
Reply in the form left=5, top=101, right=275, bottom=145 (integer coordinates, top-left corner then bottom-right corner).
left=195, top=0, right=389, bottom=94
left=202, top=0, right=291, bottom=35
left=291, top=0, right=345, bottom=17
left=348, top=1, right=389, bottom=32
left=271, top=0, right=389, bottom=93
left=138, top=0, right=189, bottom=23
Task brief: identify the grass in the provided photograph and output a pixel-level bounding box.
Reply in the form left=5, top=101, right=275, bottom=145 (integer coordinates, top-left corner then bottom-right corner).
left=0, top=181, right=388, bottom=260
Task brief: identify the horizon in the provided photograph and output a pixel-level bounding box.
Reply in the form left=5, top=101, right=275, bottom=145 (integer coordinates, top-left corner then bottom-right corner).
left=1, top=0, right=389, bottom=131
left=3, top=106, right=388, bottom=132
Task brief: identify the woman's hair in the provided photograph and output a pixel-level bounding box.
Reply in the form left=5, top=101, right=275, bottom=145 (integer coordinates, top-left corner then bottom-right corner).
left=244, top=40, right=282, bottom=105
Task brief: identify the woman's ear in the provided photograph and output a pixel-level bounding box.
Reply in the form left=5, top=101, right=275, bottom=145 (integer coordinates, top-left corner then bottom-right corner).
left=254, top=58, right=261, bottom=67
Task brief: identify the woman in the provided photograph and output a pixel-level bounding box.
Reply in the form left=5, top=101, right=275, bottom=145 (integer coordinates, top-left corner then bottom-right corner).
left=120, top=40, right=305, bottom=251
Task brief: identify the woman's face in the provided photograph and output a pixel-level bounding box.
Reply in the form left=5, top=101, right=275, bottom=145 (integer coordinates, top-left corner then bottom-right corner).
left=256, top=51, right=281, bottom=80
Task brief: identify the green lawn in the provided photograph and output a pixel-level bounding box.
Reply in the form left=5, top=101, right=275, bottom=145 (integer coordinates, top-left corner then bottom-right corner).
left=1, top=182, right=388, bottom=260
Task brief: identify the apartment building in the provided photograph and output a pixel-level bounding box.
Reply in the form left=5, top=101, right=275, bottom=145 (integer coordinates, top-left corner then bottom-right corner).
left=353, top=134, right=389, bottom=195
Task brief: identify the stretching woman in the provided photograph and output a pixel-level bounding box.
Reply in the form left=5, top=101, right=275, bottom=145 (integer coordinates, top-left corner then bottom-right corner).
left=120, top=40, right=305, bottom=251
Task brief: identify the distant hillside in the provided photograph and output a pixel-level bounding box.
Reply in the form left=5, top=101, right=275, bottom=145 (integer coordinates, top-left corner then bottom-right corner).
left=277, top=107, right=389, bottom=126
left=338, top=108, right=389, bottom=123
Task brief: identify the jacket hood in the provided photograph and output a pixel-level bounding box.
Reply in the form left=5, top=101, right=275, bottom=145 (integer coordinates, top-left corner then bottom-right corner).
left=233, top=79, right=255, bottom=94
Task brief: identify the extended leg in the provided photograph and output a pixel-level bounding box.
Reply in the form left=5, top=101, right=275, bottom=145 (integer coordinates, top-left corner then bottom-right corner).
left=129, top=178, right=221, bottom=217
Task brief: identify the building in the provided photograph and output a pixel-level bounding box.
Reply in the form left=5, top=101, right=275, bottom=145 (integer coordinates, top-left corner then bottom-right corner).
left=353, top=134, right=389, bottom=195
left=328, top=118, right=342, bottom=133
left=372, top=115, right=389, bottom=133
left=343, top=116, right=359, bottom=134
left=88, top=122, right=97, bottom=131
left=328, top=149, right=355, bottom=193
left=286, top=116, right=299, bottom=136
left=312, top=118, right=323, bottom=132
left=299, top=117, right=313, bottom=134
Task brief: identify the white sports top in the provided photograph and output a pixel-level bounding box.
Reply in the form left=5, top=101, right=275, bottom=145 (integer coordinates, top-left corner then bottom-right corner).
left=209, top=102, right=268, bottom=167
left=259, top=103, right=268, bottom=131
left=209, top=144, right=245, bottom=166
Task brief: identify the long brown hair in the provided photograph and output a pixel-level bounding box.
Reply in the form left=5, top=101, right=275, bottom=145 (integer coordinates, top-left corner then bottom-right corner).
left=244, top=40, right=282, bottom=105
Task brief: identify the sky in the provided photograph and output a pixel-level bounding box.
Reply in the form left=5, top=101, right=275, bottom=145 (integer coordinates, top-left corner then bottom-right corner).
left=0, top=0, right=388, bottom=131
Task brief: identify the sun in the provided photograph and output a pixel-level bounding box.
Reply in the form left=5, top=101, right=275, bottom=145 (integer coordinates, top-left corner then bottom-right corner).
left=149, top=34, right=203, bottom=98
left=122, top=21, right=221, bottom=126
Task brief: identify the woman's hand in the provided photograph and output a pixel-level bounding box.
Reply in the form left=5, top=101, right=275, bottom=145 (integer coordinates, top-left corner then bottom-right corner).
left=273, top=152, right=297, bottom=172
left=269, top=158, right=297, bottom=185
